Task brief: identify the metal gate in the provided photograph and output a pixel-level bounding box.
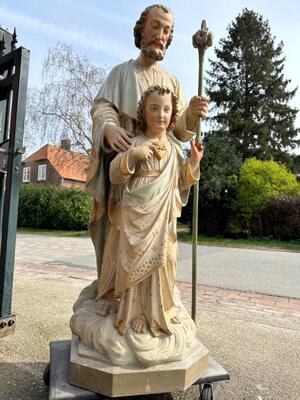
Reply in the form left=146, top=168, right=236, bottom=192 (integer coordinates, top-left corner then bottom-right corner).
left=0, top=27, right=30, bottom=337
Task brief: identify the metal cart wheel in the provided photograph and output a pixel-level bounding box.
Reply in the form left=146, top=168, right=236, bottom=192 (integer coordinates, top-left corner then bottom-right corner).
left=43, top=363, right=50, bottom=387
left=199, top=383, right=213, bottom=400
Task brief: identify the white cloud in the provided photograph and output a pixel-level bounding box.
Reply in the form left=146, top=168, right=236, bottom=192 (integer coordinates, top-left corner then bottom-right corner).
left=0, top=5, right=135, bottom=61
left=56, top=0, right=134, bottom=25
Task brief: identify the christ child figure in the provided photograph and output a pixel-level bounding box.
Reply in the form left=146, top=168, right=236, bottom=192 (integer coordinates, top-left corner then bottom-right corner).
left=96, top=85, right=204, bottom=337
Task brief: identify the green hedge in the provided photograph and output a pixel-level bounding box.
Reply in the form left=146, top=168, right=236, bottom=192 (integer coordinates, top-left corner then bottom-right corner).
left=18, top=184, right=92, bottom=230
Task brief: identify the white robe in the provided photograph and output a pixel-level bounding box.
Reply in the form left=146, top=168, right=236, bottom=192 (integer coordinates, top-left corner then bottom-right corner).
left=97, top=133, right=199, bottom=336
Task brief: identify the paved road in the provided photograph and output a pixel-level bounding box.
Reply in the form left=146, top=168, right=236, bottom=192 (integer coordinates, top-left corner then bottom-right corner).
left=15, top=233, right=300, bottom=298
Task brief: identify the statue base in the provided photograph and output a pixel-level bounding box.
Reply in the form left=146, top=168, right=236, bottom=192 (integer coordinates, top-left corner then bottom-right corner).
left=69, top=335, right=209, bottom=397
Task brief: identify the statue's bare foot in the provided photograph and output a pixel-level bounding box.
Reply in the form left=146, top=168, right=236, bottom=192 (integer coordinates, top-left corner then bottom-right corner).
left=171, top=315, right=181, bottom=324
left=95, top=298, right=118, bottom=317
left=131, top=318, right=147, bottom=333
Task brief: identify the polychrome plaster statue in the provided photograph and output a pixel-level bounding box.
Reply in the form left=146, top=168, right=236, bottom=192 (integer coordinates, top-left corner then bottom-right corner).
left=70, top=85, right=204, bottom=366
left=86, top=4, right=209, bottom=278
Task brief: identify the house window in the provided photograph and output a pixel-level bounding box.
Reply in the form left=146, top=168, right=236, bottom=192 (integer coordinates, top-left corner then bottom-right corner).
left=23, top=167, right=31, bottom=183
left=37, top=164, right=47, bottom=181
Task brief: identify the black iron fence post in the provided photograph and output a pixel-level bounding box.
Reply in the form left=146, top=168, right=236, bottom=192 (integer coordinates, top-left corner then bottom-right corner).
left=0, top=27, right=30, bottom=338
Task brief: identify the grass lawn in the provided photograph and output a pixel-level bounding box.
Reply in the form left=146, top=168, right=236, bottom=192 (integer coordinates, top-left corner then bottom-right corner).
left=178, top=232, right=300, bottom=252
left=17, top=227, right=300, bottom=251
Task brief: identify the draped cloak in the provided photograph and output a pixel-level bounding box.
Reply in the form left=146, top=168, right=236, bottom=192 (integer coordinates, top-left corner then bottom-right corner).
left=96, top=133, right=199, bottom=336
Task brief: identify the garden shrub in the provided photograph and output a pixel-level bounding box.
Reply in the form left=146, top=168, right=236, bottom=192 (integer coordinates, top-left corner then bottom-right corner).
left=18, top=184, right=53, bottom=228
left=18, top=184, right=92, bottom=230
left=251, top=196, right=300, bottom=240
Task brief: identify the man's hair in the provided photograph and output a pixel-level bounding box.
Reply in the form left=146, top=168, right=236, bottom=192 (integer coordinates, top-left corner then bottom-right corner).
left=137, top=85, right=179, bottom=132
left=133, top=4, right=174, bottom=49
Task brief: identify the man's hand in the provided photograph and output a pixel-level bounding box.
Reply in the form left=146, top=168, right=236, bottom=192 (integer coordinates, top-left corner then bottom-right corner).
left=188, top=96, right=209, bottom=119
left=189, top=140, right=204, bottom=170
left=104, top=124, right=135, bottom=152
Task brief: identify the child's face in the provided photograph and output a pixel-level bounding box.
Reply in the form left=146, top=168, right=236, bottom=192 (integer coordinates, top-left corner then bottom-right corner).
left=144, top=92, right=172, bottom=136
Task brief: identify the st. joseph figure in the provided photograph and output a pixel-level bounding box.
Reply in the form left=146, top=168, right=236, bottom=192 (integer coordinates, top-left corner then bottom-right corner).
left=86, top=4, right=208, bottom=315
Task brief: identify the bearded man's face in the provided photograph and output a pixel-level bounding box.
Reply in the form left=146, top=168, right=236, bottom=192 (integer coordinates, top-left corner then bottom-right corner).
left=140, top=7, right=173, bottom=61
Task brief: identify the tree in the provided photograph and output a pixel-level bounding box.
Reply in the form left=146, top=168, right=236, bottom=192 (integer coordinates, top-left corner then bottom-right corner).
left=291, top=154, right=300, bottom=174
left=180, top=132, right=242, bottom=234
left=198, top=132, right=243, bottom=234
left=25, top=42, right=106, bottom=155
left=207, top=9, right=299, bottom=162
left=199, top=132, right=242, bottom=207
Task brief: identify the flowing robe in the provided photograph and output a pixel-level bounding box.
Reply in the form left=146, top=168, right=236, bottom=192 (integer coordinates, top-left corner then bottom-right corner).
left=96, top=133, right=199, bottom=336
left=86, top=60, right=196, bottom=277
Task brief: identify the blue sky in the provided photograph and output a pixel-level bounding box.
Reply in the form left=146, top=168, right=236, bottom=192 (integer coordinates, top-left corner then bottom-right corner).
left=1, top=0, right=300, bottom=144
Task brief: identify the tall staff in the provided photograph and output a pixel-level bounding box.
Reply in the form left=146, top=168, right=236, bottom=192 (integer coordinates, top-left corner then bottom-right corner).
left=191, top=21, right=213, bottom=321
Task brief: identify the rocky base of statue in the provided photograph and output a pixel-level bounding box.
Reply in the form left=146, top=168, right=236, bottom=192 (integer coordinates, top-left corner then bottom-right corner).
left=69, top=334, right=209, bottom=397
left=70, top=280, right=206, bottom=367
left=69, top=280, right=209, bottom=396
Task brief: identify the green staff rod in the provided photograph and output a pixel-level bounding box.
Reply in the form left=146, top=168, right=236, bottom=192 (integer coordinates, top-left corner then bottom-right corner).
left=191, top=21, right=213, bottom=321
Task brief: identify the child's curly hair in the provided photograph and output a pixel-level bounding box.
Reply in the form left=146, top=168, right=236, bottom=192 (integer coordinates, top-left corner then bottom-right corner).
left=136, top=85, right=179, bottom=132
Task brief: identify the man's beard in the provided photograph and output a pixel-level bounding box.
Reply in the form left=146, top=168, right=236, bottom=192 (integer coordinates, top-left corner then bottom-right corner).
left=140, top=39, right=166, bottom=61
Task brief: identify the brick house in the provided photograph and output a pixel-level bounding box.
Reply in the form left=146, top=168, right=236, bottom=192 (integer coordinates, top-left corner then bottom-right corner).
left=21, top=139, right=89, bottom=188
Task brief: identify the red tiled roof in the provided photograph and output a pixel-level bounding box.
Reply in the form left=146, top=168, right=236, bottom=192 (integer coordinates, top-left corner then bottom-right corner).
left=23, top=144, right=89, bottom=182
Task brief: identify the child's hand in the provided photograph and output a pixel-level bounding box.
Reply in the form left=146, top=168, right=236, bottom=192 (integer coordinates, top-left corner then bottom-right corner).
left=130, top=144, right=156, bottom=162
left=190, top=140, right=204, bottom=165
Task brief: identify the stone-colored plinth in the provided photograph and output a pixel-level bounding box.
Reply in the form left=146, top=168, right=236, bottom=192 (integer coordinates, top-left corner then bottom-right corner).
left=69, top=335, right=209, bottom=397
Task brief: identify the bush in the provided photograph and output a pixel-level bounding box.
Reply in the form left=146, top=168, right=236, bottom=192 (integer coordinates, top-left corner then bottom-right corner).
left=232, top=158, right=300, bottom=233
left=18, top=184, right=92, bottom=230
left=18, top=184, right=53, bottom=228
left=251, top=196, right=300, bottom=240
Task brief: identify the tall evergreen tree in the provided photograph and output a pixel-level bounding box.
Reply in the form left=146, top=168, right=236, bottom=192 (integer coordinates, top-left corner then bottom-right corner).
left=207, top=9, right=299, bottom=162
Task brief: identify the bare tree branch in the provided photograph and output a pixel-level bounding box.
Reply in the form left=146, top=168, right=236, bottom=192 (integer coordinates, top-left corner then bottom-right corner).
left=25, top=42, right=106, bottom=156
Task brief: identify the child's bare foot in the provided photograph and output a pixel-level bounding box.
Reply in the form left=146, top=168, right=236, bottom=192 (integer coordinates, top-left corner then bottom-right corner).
left=131, top=318, right=147, bottom=333
left=171, top=315, right=180, bottom=324
left=95, top=298, right=118, bottom=316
